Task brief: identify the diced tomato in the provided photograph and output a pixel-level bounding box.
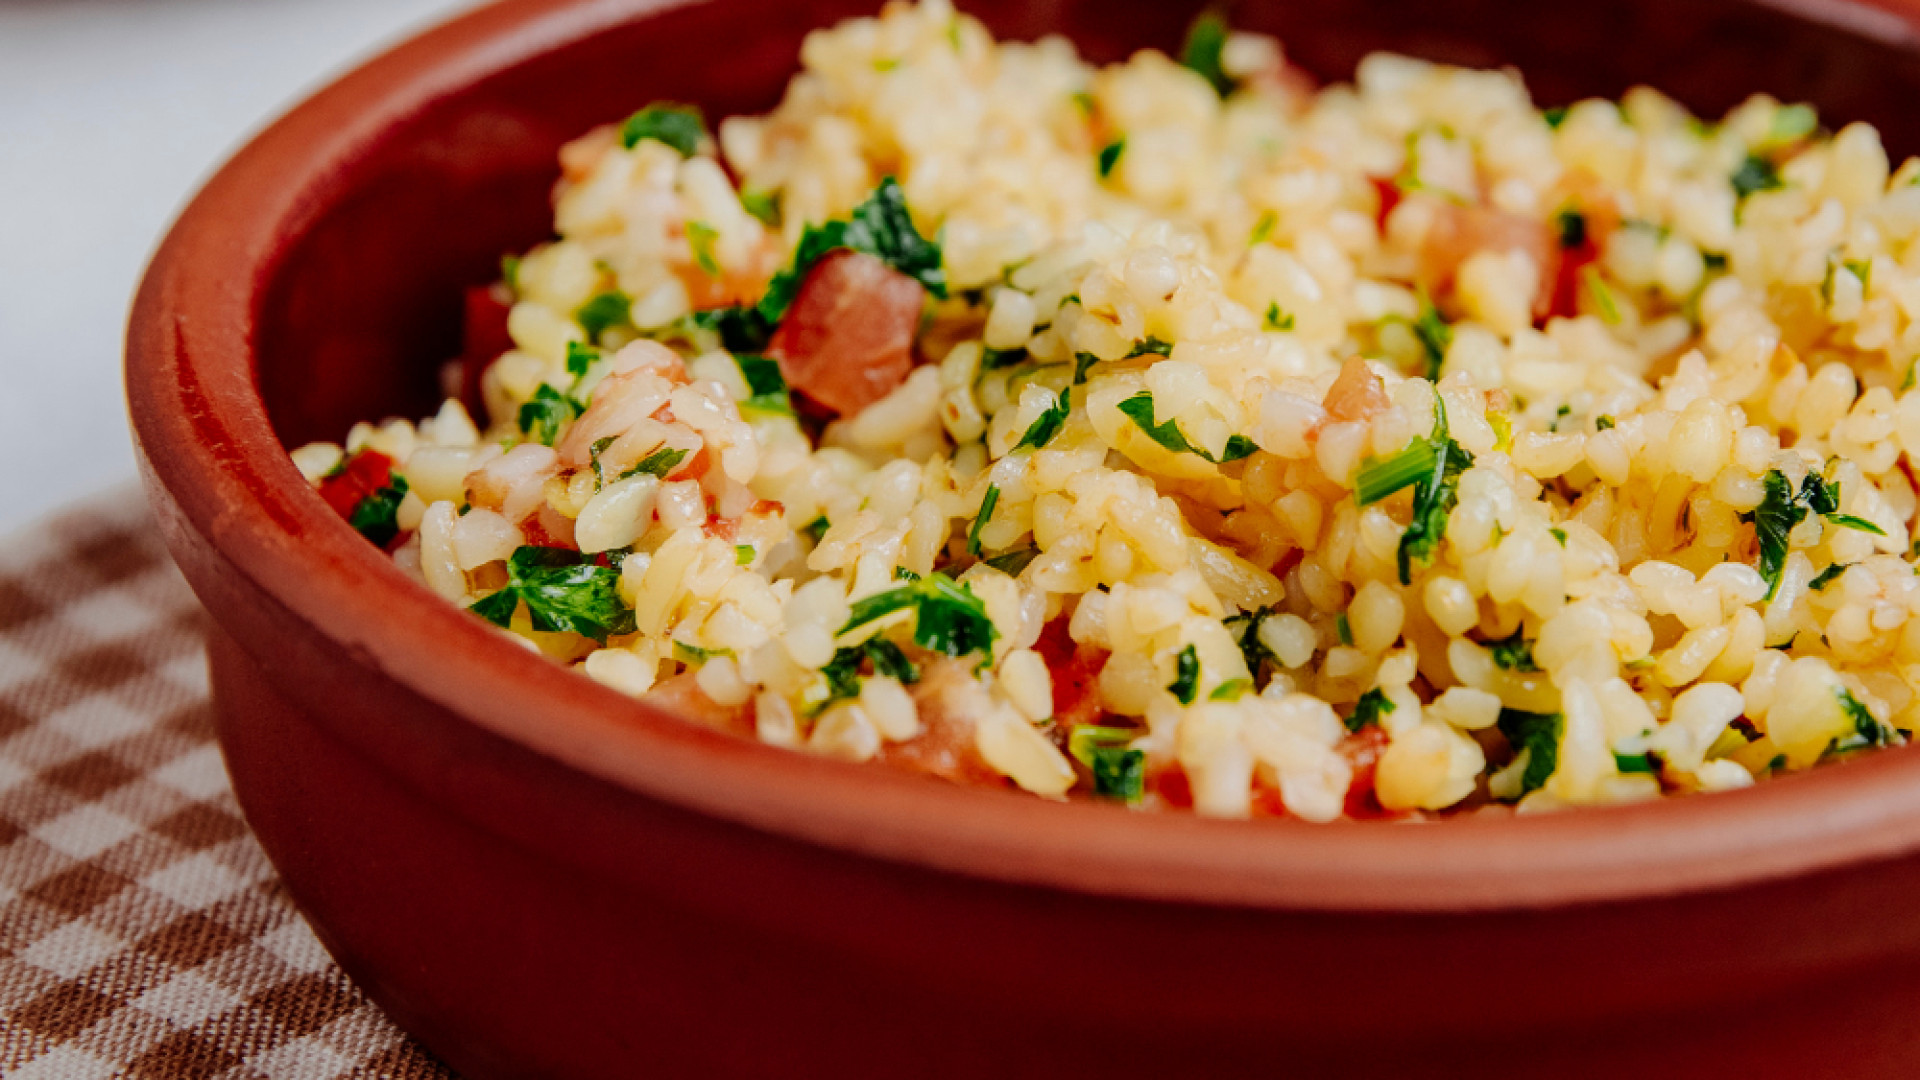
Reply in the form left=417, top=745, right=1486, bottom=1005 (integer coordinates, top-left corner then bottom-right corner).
left=1337, top=725, right=1395, bottom=820
left=768, top=249, right=924, bottom=418
left=1369, top=176, right=1402, bottom=231
left=883, top=659, right=1006, bottom=787
left=1324, top=356, right=1391, bottom=424
left=1153, top=767, right=1194, bottom=809
left=1544, top=179, right=1620, bottom=322
left=1031, top=617, right=1110, bottom=732
left=674, top=229, right=781, bottom=309
left=317, top=450, right=393, bottom=520
left=460, top=283, right=514, bottom=418
left=703, top=516, right=738, bottom=542
left=1250, top=780, right=1288, bottom=818
left=643, top=672, right=755, bottom=738
left=1270, top=547, right=1304, bottom=581
left=1418, top=201, right=1555, bottom=313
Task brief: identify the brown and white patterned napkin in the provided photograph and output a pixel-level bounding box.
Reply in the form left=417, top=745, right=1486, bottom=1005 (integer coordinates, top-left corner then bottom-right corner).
left=0, top=486, right=453, bottom=1079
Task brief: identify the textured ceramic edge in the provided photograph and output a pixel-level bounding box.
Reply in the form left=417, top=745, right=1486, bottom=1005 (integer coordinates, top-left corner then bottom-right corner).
left=125, top=0, right=1920, bottom=914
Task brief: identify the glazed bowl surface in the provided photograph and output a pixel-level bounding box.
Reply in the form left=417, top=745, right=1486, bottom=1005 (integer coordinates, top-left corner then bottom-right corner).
left=127, top=0, right=1920, bottom=1075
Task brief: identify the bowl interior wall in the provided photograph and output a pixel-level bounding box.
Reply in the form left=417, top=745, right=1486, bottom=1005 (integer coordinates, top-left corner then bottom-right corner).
left=255, top=0, right=1920, bottom=446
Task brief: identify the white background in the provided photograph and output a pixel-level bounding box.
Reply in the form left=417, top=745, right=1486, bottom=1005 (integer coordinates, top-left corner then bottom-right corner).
left=0, top=0, right=473, bottom=534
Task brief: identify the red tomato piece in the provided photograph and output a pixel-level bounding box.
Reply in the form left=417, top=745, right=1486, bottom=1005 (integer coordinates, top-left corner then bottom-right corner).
left=1337, top=725, right=1395, bottom=820
left=643, top=672, right=755, bottom=738
left=460, top=283, right=514, bottom=417
left=1031, top=617, right=1109, bottom=732
left=768, top=249, right=924, bottom=418
left=882, top=659, right=1006, bottom=787
left=317, top=450, right=393, bottom=521
left=1324, top=356, right=1391, bottom=424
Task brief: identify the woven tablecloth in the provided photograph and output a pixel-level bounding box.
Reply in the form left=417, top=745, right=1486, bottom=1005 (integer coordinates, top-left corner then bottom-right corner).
left=0, top=486, right=453, bottom=1079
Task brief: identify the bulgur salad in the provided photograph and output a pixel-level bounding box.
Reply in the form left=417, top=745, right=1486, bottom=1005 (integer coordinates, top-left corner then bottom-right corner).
left=294, top=1, right=1920, bottom=820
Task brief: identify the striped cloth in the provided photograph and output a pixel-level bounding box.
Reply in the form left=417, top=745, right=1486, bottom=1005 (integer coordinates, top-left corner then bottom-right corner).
left=0, top=486, right=453, bottom=1079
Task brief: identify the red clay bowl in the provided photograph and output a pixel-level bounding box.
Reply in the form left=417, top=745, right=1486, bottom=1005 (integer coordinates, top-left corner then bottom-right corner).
left=127, top=0, right=1920, bottom=1075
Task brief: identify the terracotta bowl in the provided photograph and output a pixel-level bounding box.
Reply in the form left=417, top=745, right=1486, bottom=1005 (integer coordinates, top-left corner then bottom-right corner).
left=127, top=0, right=1920, bottom=1075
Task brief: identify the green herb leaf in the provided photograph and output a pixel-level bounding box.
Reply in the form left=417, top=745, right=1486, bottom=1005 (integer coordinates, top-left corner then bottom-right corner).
left=735, top=544, right=754, bottom=565
left=500, top=254, right=522, bottom=291
left=1068, top=725, right=1145, bottom=802
left=687, top=220, right=721, bottom=276
left=735, top=354, right=795, bottom=416
left=982, top=345, right=1029, bottom=371
left=619, top=104, right=706, bottom=155
left=1355, top=439, right=1440, bottom=505
left=1582, top=266, right=1622, bottom=324
left=864, top=638, right=921, bottom=684
left=841, top=572, right=999, bottom=658
left=565, top=340, right=600, bottom=379
left=1488, top=628, right=1539, bottom=672
left=588, top=436, right=617, bottom=490
left=1335, top=612, right=1352, bottom=647
left=472, top=546, right=638, bottom=645
left=803, top=516, right=830, bottom=543
left=1555, top=208, right=1587, bottom=250
left=1224, top=605, right=1277, bottom=678
left=674, top=640, right=734, bottom=664
left=1179, top=10, right=1233, bottom=96
left=349, top=474, right=409, bottom=547
left=1073, top=352, right=1101, bottom=384
left=1395, top=401, right=1474, bottom=584
left=1826, top=513, right=1886, bottom=537
left=968, top=484, right=1000, bottom=556
left=1098, top=137, right=1126, bottom=178
left=1413, top=290, right=1451, bottom=379
left=1264, top=302, right=1295, bottom=331
left=1168, top=643, right=1201, bottom=704
left=1126, top=337, right=1174, bottom=358
left=1014, top=387, right=1071, bottom=451
left=1549, top=527, right=1568, bottom=546
left=740, top=187, right=780, bottom=226
left=621, top=446, right=689, bottom=480
left=982, top=546, right=1041, bottom=576
left=1731, top=153, right=1782, bottom=199
left=1766, top=103, right=1818, bottom=147
left=1595, top=414, right=1616, bottom=431
left=1837, top=686, right=1892, bottom=747
left=1115, top=391, right=1255, bottom=464
left=1542, top=106, right=1569, bottom=129
left=1497, top=708, right=1563, bottom=796
left=517, top=384, right=582, bottom=446
left=575, top=291, right=633, bottom=341
left=1209, top=678, right=1252, bottom=702
left=1809, top=563, right=1849, bottom=591
left=1345, top=687, right=1396, bottom=732
left=1613, top=752, right=1657, bottom=774
left=1249, top=210, right=1277, bottom=246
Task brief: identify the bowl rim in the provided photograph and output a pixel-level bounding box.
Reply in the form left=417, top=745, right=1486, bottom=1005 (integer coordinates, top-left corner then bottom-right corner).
left=126, top=0, right=1920, bottom=914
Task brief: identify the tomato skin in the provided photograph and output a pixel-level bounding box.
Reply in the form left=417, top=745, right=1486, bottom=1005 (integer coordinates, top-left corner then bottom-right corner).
left=460, top=283, right=514, bottom=417
left=1031, top=618, right=1110, bottom=733
left=318, top=450, right=394, bottom=520
left=1324, top=356, right=1391, bottom=424
left=1370, top=176, right=1402, bottom=231
left=1338, top=725, right=1397, bottom=820
left=644, top=672, right=755, bottom=738
left=768, top=249, right=924, bottom=418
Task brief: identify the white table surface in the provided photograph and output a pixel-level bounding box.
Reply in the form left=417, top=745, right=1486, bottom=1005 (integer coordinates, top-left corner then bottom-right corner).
left=0, top=0, right=475, bottom=535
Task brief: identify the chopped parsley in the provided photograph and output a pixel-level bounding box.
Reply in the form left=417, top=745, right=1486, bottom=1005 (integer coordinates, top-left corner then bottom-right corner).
left=1179, top=10, right=1233, bottom=97
left=348, top=474, right=409, bottom=547
left=575, top=290, right=633, bottom=342
left=517, top=384, right=582, bottom=446
left=967, top=485, right=1000, bottom=557
left=1766, top=103, right=1818, bottom=147
left=1073, top=352, right=1101, bottom=384
left=1497, top=708, right=1563, bottom=797
left=1168, top=644, right=1200, bottom=705
left=1210, top=678, right=1252, bottom=702
left=1250, top=210, right=1277, bottom=246
left=1115, top=391, right=1256, bottom=464
left=982, top=546, right=1041, bottom=576
left=1098, top=137, right=1126, bottom=178
left=587, top=436, right=617, bottom=489
left=1731, top=153, right=1782, bottom=199
left=739, top=187, right=780, bottom=226
left=1344, top=688, right=1395, bottom=732
left=1013, top=387, right=1071, bottom=451
left=565, top=340, right=600, bottom=379
left=803, top=516, right=830, bottom=543
left=1542, top=105, right=1569, bottom=129
left=840, top=572, right=999, bottom=658
left=1352, top=402, right=1473, bottom=583
left=735, top=354, right=795, bottom=417
left=1487, top=628, right=1539, bottom=672
left=686, top=220, right=721, bottom=276
left=1549, top=527, right=1568, bottom=546
left=1555, top=208, right=1587, bottom=249
left=1582, top=266, right=1622, bottom=324
left=1335, top=611, right=1352, bottom=647
left=1127, top=337, right=1174, bottom=358
left=735, top=544, right=754, bottom=565
left=1411, top=290, right=1451, bottom=379
left=621, top=446, right=689, bottom=480
left=619, top=104, right=706, bottom=156
left=1595, top=414, right=1616, bottom=431
left=1808, top=563, right=1850, bottom=591
left=1613, top=752, right=1657, bottom=774
left=982, top=345, right=1029, bottom=370
left=1224, top=605, right=1278, bottom=677
left=500, top=254, right=522, bottom=291
left=812, top=638, right=925, bottom=714
left=468, top=546, right=637, bottom=644
left=1746, top=469, right=1881, bottom=597
left=698, top=176, right=945, bottom=351
left=1837, top=687, right=1892, bottom=747
left=1264, top=302, right=1295, bottom=331
left=1068, top=725, right=1145, bottom=802
left=674, top=640, right=732, bottom=664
